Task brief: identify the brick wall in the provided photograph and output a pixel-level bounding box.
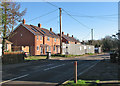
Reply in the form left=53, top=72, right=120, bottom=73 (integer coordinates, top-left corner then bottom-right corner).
left=34, top=35, right=43, bottom=55
left=9, top=25, right=35, bottom=55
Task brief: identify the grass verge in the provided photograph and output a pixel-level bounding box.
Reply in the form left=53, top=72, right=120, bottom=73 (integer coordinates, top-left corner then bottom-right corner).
left=25, top=53, right=96, bottom=60
left=25, top=56, right=47, bottom=60
left=61, top=80, right=100, bottom=86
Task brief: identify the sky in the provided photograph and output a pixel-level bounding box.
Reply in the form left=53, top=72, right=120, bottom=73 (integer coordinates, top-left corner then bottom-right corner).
left=18, top=2, right=118, bottom=41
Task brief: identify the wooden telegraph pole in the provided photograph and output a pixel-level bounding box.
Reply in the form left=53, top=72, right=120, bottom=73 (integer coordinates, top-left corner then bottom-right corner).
left=59, top=8, right=62, bottom=54
left=74, top=61, right=77, bottom=83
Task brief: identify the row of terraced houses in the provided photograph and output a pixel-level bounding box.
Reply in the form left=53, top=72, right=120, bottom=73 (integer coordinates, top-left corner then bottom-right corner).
left=9, top=19, right=81, bottom=55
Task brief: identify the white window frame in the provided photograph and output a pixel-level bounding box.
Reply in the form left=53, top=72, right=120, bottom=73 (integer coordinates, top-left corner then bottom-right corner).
left=54, top=38, right=56, bottom=42
left=37, top=35, right=39, bottom=41
left=41, top=47, right=43, bottom=54
left=37, top=46, right=39, bottom=51
left=47, top=37, right=50, bottom=41
left=54, top=46, right=55, bottom=51
left=40, top=36, right=42, bottom=41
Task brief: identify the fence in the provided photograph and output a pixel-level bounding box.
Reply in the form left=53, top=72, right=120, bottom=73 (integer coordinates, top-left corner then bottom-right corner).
left=2, top=52, right=25, bottom=64
left=62, top=43, right=95, bottom=55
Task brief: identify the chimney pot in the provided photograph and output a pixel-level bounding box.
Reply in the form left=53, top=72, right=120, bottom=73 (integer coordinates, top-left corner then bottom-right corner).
left=62, top=32, right=64, bottom=35
left=22, top=19, right=25, bottom=24
left=38, top=23, right=41, bottom=28
left=67, top=33, right=69, bottom=37
left=50, top=28, right=52, bottom=31
left=72, top=35, right=73, bottom=37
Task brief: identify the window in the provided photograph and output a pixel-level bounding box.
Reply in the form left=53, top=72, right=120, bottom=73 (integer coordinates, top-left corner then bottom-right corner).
left=41, top=30, right=46, bottom=33
left=31, top=28, right=37, bottom=32
left=54, top=46, right=55, bottom=51
left=49, top=46, right=51, bottom=51
left=45, top=46, right=47, bottom=53
left=40, top=36, right=42, bottom=41
left=80, top=46, right=81, bottom=50
left=54, top=38, right=56, bottom=42
left=49, top=32, right=53, bottom=35
left=37, top=35, right=39, bottom=41
left=47, top=37, right=50, bottom=41
left=41, top=47, right=43, bottom=54
left=37, top=46, right=39, bottom=51
left=66, top=41, right=68, bottom=44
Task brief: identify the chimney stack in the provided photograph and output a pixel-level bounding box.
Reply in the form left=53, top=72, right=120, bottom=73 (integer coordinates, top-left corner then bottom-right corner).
left=72, top=35, right=73, bottom=37
left=50, top=28, right=52, bottom=31
left=38, top=23, right=41, bottom=28
left=67, top=33, right=69, bottom=37
left=22, top=19, right=25, bottom=24
left=62, top=32, right=64, bottom=35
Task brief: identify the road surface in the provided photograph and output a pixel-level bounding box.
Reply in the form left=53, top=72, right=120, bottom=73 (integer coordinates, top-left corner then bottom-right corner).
left=1, top=54, right=109, bottom=86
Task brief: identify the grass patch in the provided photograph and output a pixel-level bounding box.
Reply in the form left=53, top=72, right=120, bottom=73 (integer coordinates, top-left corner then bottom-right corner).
left=51, top=54, right=83, bottom=58
left=25, top=53, right=96, bottom=60
left=61, top=80, right=100, bottom=86
left=25, top=56, right=47, bottom=60
left=86, top=53, right=94, bottom=55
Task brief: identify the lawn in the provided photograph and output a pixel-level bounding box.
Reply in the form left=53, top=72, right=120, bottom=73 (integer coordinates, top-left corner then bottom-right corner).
left=25, top=53, right=96, bottom=60
left=25, top=56, right=47, bottom=60
left=61, top=80, right=100, bottom=86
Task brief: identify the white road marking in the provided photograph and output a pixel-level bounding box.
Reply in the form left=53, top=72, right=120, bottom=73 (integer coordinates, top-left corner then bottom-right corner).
left=0, top=74, right=29, bottom=84
left=44, top=64, right=65, bottom=71
left=78, top=61, right=100, bottom=76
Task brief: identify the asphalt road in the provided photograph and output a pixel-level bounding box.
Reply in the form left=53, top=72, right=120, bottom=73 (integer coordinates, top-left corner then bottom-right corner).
left=1, top=54, right=109, bottom=86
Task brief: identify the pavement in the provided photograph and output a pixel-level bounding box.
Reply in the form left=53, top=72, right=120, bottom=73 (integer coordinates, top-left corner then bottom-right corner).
left=1, top=53, right=112, bottom=86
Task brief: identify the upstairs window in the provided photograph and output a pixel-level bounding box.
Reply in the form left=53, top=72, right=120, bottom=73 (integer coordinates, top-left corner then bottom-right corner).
left=37, top=35, right=39, bottom=41
left=47, top=37, right=50, bottom=41
left=54, top=38, right=56, bottom=42
left=41, top=30, right=46, bottom=33
left=66, top=41, right=68, bottom=44
left=54, top=46, right=55, bottom=51
left=31, top=28, right=37, bottom=32
left=37, top=46, right=39, bottom=51
left=40, top=36, right=42, bottom=41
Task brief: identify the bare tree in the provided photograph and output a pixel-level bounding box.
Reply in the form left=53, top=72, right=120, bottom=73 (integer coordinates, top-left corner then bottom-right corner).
left=9, top=2, right=27, bottom=32
left=1, top=0, right=26, bottom=55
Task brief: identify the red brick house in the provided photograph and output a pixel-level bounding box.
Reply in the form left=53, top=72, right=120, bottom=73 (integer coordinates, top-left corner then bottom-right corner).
left=58, top=32, right=81, bottom=44
left=9, top=19, right=60, bottom=55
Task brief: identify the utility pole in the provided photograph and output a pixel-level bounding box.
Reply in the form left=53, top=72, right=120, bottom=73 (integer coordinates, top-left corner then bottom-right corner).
left=118, top=30, right=120, bottom=64
left=59, top=8, right=62, bottom=54
left=91, top=29, right=93, bottom=41
left=91, top=29, right=93, bottom=45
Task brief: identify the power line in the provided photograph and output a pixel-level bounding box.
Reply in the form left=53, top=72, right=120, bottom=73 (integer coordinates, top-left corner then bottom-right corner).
left=43, top=0, right=60, bottom=8
left=42, top=1, right=91, bottom=29
left=26, top=9, right=58, bottom=23
left=45, top=16, right=59, bottom=23
left=63, top=14, right=117, bottom=18
left=62, top=9, right=91, bottom=29
left=62, top=13, right=117, bottom=22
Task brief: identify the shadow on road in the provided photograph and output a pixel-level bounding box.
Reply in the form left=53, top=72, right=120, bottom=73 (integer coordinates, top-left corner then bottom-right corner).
left=1, top=54, right=120, bottom=86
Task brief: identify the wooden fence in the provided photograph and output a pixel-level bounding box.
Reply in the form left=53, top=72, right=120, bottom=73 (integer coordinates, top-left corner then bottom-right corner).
left=2, top=52, right=25, bottom=64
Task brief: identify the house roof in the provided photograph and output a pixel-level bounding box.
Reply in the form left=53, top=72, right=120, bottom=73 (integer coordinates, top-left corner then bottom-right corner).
left=6, top=40, right=13, bottom=44
left=0, top=38, right=12, bottom=44
left=23, top=24, right=59, bottom=38
left=23, top=24, right=43, bottom=35
left=58, top=34, right=80, bottom=43
left=69, top=37, right=80, bottom=43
